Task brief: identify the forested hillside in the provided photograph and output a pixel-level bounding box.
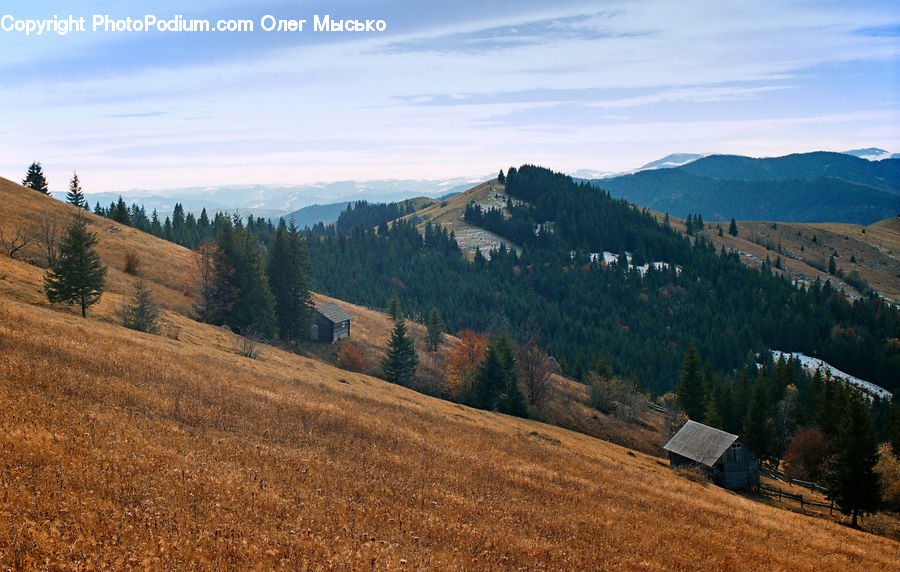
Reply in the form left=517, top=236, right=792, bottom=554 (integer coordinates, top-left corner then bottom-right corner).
left=305, top=166, right=900, bottom=397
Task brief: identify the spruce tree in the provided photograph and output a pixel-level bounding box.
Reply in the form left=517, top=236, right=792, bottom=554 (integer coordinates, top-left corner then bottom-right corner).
left=119, top=276, right=160, bottom=334
left=386, top=295, right=403, bottom=321
left=473, top=335, right=527, bottom=417
left=677, top=343, right=705, bottom=419
left=742, top=381, right=777, bottom=464
left=66, top=171, right=86, bottom=208
left=216, top=217, right=276, bottom=336
left=266, top=220, right=313, bottom=344
left=828, top=255, right=836, bottom=276
left=44, top=216, right=107, bottom=317
left=426, top=307, right=444, bottom=352
left=382, top=318, right=418, bottom=386
left=110, top=196, right=131, bottom=225
left=823, top=392, right=882, bottom=528
left=23, top=162, right=49, bottom=194
left=728, top=217, right=738, bottom=237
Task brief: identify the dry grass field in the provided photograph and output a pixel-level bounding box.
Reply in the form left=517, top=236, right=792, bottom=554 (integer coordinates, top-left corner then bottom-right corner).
left=2, top=178, right=900, bottom=569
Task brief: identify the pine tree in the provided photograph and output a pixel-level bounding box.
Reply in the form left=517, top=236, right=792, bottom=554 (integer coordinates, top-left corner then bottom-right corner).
left=677, top=343, right=705, bottom=419
left=382, top=318, right=418, bottom=386
left=110, top=196, right=131, bottom=225
left=216, top=217, right=276, bottom=336
left=65, top=171, right=86, bottom=208
left=266, top=220, right=313, bottom=344
left=473, top=335, right=528, bottom=417
left=44, top=216, right=107, bottom=317
left=23, top=162, right=49, bottom=194
left=823, top=392, right=882, bottom=528
left=828, top=255, right=836, bottom=275
left=119, top=275, right=160, bottom=334
left=742, top=381, right=777, bottom=464
left=426, top=307, right=444, bottom=352
left=387, top=295, right=403, bottom=321
left=497, top=169, right=506, bottom=184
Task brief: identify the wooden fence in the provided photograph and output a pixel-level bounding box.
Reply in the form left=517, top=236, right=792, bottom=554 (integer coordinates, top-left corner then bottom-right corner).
left=757, top=483, right=835, bottom=514
left=759, top=465, right=828, bottom=494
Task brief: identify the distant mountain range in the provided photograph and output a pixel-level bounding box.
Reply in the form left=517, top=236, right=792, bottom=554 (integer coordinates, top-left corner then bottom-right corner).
left=54, top=178, right=481, bottom=219
left=48, top=148, right=898, bottom=226
left=842, top=148, right=900, bottom=161
left=592, top=151, right=900, bottom=225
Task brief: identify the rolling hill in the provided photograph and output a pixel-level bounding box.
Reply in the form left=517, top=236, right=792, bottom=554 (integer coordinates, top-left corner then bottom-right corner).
left=595, top=152, right=900, bottom=225
left=2, top=176, right=899, bottom=568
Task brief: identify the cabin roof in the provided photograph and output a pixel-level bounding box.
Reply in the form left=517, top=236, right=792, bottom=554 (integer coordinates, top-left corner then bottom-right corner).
left=315, top=302, right=352, bottom=324
left=663, top=420, right=739, bottom=467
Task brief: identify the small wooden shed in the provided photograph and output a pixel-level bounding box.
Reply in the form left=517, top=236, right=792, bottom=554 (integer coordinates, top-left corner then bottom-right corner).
left=663, top=420, right=759, bottom=490
left=313, top=302, right=352, bottom=343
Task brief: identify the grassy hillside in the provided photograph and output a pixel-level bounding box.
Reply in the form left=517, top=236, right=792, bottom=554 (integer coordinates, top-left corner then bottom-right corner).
left=403, top=179, right=521, bottom=258
left=1, top=178, right=899, bottom=568
left=653, top=210, right=900, bottom=305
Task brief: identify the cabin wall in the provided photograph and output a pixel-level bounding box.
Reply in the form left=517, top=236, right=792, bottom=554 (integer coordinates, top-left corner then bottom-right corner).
left=331, top=320, right=350, bottom=342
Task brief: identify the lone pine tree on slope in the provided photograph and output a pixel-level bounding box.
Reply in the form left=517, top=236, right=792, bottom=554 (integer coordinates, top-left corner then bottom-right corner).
left=382, top=302, right=418, bottom=386
left=23, top=162, right=49, bottom=194
left=66, top=171, right=87, bottom=208
left=44, top=216, right=107, bottom=317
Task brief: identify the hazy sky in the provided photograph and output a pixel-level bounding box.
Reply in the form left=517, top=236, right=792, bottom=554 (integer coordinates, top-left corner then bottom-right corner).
left=1, top=0, right=898, bottom=192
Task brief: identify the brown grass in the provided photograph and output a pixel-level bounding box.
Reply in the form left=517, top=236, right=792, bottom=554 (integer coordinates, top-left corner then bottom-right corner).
left=645, top=208, right=900, bottom=304
left=1, top=176, right=899, bottom=569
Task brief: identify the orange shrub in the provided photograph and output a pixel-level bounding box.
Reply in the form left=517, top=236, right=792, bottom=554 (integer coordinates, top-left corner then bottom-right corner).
left=124, top=250, right=140, bottom=275
left=336, top=343, right=367, bottom=372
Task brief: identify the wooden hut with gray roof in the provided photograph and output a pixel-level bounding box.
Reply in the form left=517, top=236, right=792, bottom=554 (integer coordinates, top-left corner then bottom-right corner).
left=663, top=420, right=759, bottom=490
left=312, top=302, right=352, bottom=343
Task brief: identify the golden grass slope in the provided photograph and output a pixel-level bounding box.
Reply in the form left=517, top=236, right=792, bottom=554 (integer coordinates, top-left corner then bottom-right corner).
left=1, top=177, right=899, bottom=568
left=3, top=297, right=900, bottom=569
left=405, top=179, right=520, bottom=258
left=644, top=209, right=900, bottom=304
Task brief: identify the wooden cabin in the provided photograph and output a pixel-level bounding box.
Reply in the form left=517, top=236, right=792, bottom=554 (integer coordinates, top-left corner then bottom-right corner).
left=312, top=302, right=352, bottom=343
left=663, top=420, right=759, bottom=490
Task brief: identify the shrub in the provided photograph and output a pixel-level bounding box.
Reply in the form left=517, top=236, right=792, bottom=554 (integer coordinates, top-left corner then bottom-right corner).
left=119, top=277, right=160, bottom=334
left=337, top=344, right=367, bottom=373
left=783, top=427, right=829, bottom=482
left=124, top=251, right=140, bottom=275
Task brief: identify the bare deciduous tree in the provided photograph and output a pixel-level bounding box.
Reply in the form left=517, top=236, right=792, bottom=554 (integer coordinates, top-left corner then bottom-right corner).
left=32, top=213, right=63, bottom=267
left=236, top=324, right=266, bottom=360
left=1, top=226, right=32, bottom=260
left=517, top=338, right=553, bottom=407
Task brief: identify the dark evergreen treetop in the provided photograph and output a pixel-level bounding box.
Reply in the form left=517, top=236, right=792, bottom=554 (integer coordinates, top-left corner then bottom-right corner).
left=266, top=219, right=313, bottom=344
left=823, top=392, right=882, bottom=527
left=677, top=343, right=705, bottom=420
left=23, top=162, right=49, bottom=194
left=66, top=171, right=86, bottom=208
left=382, top=317, right=418, bottom=387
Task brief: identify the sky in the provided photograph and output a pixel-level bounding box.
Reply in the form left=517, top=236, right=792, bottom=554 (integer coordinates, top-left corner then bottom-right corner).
left=0, top=0, right=898, bottom=193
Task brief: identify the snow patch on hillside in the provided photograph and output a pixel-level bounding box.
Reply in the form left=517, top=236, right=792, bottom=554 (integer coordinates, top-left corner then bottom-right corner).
left=770, top=350, right=892, bottom=400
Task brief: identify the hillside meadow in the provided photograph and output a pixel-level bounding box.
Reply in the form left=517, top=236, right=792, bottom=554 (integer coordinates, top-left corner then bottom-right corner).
left=1, top=178, right=899, bottom=568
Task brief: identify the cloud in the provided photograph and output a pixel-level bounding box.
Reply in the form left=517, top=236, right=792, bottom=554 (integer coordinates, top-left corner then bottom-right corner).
left=0, top=0, right=898, bottom=191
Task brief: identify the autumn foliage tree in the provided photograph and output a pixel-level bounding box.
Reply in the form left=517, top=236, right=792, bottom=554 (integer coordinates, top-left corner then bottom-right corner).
left=782, top=427, right=829, bottom=482
left=446, top=329, right=488, bottom=398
